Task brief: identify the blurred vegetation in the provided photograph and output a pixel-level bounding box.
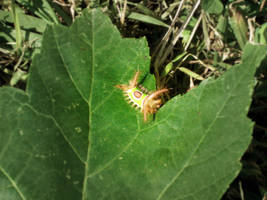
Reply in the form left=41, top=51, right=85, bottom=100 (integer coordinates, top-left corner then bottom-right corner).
left=0, top=0, right=267, bottom=199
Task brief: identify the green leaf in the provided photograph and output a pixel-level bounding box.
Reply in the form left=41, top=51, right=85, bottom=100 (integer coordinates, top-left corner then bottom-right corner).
left=216, top=14, right=228, bottom=35
left=1, top=8, right=267, bottom=200
left=229, top=5, right=248, bottom=49
left=255, top=22, right=267, bottom=45
left=127, top=2, right=157, bottom=18
left=16, top=0, right=59, bottom=24
left=0, top=8, right=48, bottom=33
left=178, top=67, right=204, bottom=80
left=155, top=43, right=267, bottom=199
left=202, top=0, right=223, bottom=14
left=128, top=12, right=169, bottom=28
left=0, top=7, right=44, bottom=50
left=0, top=23, right=42, bottom=50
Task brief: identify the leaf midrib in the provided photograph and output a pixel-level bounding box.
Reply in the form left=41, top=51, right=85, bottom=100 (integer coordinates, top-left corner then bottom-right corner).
left=82, top=10, right=94, bottom=200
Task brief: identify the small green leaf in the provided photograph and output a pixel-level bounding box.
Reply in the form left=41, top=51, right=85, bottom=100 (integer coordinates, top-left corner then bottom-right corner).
left=0, top=23, right=42, bottom=50
left=0, top=6, right=44, bottom=51
left=1, top=8, right=267, bottom=200
left=128, top=12, right=169, bottom=28
left=229, top=5, right=248, bottom=49
left=127, top=2, right=157, bottom=18
left=202, top=0, right=223, bottom=14
left=16, top=0, right=59, bottom=24
left=216, top=14, right=228, bottom=35
left=255, top=23, right=267, bottom=45
left=0, top=8, right=48, bottom=33
left=178, top=67, right=204, bottom=80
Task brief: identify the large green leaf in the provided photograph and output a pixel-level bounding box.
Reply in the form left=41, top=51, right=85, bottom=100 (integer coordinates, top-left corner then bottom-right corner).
left=0, top=9, right=267, bottom=200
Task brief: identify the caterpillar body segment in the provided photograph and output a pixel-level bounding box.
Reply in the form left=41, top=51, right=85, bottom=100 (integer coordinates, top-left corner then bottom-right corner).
left=115, top=71, right=168, bottom=121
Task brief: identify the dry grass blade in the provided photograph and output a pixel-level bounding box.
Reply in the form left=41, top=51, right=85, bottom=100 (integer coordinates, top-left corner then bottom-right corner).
left=115, top=0, right=128, bottom=25
left=157, top=0, right=200, bottom=68
left=152, top=0, right=185, bottom=61
left=153, top=0, right=201, bottom=87
left=184, top=12, right=203, bottom=51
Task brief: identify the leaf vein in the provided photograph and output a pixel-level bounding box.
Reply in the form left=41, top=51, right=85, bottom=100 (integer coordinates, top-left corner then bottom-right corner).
left=157, top=69, right=250, bottom=199
left=0, top=166, right=26, bottom=200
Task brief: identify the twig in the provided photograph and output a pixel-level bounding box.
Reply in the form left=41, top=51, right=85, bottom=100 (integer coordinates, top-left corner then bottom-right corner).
left=184, top=11, right=203, bottom=51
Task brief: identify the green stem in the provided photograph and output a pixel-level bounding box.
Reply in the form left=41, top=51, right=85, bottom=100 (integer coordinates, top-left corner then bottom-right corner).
left=10, top=0, right=22, bottom=52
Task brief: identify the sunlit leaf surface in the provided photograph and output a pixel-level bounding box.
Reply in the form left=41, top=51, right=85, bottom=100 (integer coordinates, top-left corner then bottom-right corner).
left=1, top=9, right=267, bottom=200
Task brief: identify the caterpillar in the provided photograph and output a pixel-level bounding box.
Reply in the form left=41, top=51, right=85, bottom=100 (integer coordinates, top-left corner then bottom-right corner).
left=115, top=71, right=168, bottom=121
